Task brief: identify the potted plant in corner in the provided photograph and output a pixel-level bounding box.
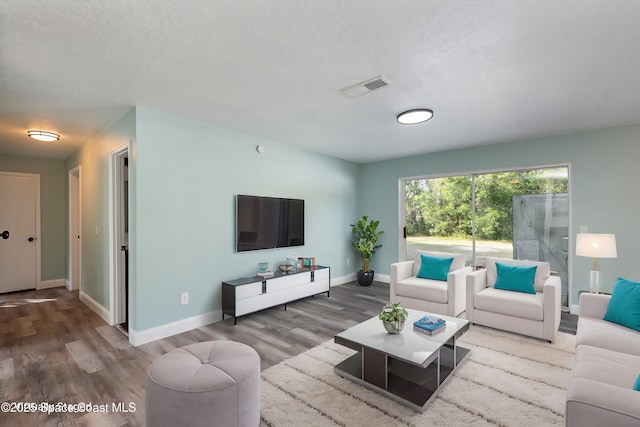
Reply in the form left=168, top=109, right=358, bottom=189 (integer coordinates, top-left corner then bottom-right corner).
left=379, top=302, right=408, bottom=334
left=350, top=215, right=384, bottom=286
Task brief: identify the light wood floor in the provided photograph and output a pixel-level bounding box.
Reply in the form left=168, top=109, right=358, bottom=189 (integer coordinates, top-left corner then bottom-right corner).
left=0, top=282, right=577, bottom=426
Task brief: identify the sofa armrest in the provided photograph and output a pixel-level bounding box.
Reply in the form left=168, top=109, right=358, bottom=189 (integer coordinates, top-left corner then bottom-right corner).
left=466, top=269, right=487, bottom=295
left=466, top=269, right=487, bottom=323
left=390, top=260, right=414, bottom=300
left=542, top=275, right=561, bottom=342
left=566, top=378, right=640, bottom=427
left=579, top=293, right=611, bottom=320
left=446, top=266, right=472, bottom=317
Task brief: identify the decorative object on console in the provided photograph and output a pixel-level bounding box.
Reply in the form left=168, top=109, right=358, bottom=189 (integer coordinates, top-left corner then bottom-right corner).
left=350, top=215, right=384, bottom=286
left=297, top=257, right=316, bottom=269
left=257, top=262, right=274, bottom=278
left=378, top=302, right=408, bottom=333
left=278, top=264, right=293, bottom=273
left=286, top=255, right=298, bottom=272
left=575, top=233, right=617, bottom=294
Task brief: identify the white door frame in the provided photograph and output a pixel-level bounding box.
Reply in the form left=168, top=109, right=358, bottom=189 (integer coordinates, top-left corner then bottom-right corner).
left=109, top=144, right=129, bottom=326
left=0, top=171, right=41, bottom=290
left=68, top=166, right=82, bottom=291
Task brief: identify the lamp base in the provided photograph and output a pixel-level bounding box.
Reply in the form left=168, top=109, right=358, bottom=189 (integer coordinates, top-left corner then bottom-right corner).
left=590, top=270, right=600, bottom=294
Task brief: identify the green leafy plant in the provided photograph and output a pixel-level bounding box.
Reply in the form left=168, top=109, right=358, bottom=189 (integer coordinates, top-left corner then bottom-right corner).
left=350, top=216, right=384, bottom=272
left=378, top=302, right=408, bottom=326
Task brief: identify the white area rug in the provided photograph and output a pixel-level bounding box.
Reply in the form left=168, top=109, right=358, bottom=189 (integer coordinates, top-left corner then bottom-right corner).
left=260, top=325, right=575, bottom=426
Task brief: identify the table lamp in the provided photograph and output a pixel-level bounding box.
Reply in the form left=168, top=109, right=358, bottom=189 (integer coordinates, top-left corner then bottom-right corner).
left=575, top=233, right=617, bottom=294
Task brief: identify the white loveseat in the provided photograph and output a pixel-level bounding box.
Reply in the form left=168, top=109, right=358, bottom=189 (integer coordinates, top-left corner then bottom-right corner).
left=466, top=257, right=561, bottom=342
left=566, top=293, right=640, bottom=427
left=390, top=251, right=471, bottom=317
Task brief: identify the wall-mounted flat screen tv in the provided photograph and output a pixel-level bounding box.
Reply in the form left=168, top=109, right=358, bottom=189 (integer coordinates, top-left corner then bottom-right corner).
left=236, top=195, right=305, bottom=252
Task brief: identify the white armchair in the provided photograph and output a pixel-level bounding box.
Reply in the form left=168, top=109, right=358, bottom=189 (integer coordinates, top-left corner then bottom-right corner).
left=466, top=257, right=561, bottom=342
left=390, top=251, right=472, bottom=317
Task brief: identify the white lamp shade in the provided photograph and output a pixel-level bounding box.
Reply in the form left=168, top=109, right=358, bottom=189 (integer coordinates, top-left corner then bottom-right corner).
left=576, top=233, right=617, bottom=258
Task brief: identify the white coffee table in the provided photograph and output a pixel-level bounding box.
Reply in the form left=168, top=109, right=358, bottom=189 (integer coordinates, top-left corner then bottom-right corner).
left=334, top=308, right=470, bottom=412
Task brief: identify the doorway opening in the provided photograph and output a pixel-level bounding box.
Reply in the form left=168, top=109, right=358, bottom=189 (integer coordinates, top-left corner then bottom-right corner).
left=68, top=167, right=81, bottom=292
left=109, top=145, right=129, bottom=332
left=0, top=171, right=41, bottom=293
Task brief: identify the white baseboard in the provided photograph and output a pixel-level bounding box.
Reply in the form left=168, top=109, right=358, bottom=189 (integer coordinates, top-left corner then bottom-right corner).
left=129, top=310, right=223, bottom=347
left=375, top=273, right=390, bottom=284
left=38, top=278, right=66, bottom=290
left=331, top=272, right=390, bottom=286
left=79, top=291, right=111, bottom=324
left=570, top=304, right=580, bottom=315
left=331, top=273, right=356, bottom=286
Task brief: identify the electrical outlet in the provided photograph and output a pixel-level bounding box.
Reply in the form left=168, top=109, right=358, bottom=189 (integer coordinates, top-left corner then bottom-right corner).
left=580, top=226, right=588, bottom=233
left=180, top=292, right=189, bottom=305
left=346, top=258, right=350, bottom=266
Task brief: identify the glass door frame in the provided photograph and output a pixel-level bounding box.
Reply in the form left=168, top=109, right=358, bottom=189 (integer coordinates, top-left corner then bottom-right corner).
left=398, top=162, right=573, bottom=308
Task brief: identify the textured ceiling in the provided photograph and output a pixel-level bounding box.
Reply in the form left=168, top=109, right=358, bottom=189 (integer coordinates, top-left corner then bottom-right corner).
left=1, top=1, right=639, bottom=163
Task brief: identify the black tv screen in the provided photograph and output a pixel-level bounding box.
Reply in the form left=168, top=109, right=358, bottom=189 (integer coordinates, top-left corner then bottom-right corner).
left=236, top=195, right=304, bottom=252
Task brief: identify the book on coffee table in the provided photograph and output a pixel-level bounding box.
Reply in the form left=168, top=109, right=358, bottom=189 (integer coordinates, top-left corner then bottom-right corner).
left=413, top=315, right=446, bottom=332
left=413, top=323, right=445, bottom=335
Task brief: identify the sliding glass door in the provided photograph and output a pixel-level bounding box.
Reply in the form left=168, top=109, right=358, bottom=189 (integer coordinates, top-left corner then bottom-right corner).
left=403, top=166, right=569, bottom=306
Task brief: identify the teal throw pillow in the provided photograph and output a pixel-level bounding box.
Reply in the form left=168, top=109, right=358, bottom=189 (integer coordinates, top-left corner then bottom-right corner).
left=634, top=374, right=640, bottom=391
left=604, top=278, right=640, bottom=332
left=493, top=262, right=537, bottom=294
left=417, top=254, right=454, bottom=281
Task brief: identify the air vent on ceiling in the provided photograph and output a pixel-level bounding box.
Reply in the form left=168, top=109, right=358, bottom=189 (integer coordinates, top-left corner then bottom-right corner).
left=340, top=76, right=392, bottom=98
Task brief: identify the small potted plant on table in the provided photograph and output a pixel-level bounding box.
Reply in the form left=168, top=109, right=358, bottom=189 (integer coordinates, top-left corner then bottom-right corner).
left=350, top=215, right=384, bottom=286
left=378, top=302, right=408, bottom=334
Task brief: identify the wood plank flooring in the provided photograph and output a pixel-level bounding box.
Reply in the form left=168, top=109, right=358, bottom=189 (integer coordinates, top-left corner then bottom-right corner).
left=0, top=282, right=577, bottom=426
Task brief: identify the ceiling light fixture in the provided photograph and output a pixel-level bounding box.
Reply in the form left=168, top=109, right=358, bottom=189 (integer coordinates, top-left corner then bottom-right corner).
left=396, top=109, right=434, bottom=125
left=27, top=130, right=59, bottom=142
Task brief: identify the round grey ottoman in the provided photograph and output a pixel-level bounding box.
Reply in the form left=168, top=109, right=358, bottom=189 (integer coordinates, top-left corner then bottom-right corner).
left=145, top=340, right=260, bottom=427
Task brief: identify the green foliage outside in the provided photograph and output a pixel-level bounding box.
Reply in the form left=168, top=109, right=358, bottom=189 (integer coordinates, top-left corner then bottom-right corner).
left=405, top=168, right=568, bottom=241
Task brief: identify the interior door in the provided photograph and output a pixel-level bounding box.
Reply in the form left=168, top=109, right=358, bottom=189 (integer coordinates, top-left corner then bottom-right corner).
left=0, top=173, right=38, bottom=293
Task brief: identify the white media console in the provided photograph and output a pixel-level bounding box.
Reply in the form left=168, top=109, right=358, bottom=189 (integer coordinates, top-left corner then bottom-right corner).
left=222, top=266, right=330, bottom=324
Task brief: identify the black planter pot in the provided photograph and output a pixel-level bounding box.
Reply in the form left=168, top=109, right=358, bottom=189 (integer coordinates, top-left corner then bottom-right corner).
left=357, top=270, right=375, bottom=286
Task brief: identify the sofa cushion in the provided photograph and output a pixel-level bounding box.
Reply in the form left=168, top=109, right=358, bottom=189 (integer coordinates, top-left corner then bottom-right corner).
left=395, top=277, right=448, bottom=303
left=417, top=254, right=454, bottom=281
left=485, top=257, right=550, bottom=293
left=412, top=250, right=465, bottom=277
left=634, top=375, right=640, bottom=391
left=473, top=287, right=544, bottom=321
left=604, top=277, right=640, bottom=332
left=572, top=345, right=640, bottom=389
left=493, top=262, right=537, bottom=294
left=576, top=316, right=640, bottom=357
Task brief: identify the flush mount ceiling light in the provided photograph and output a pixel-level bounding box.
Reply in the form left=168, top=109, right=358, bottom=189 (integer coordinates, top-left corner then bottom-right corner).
left=396, top=109, right=434, bottom=125
left=27, top=130, right=59, bottom=142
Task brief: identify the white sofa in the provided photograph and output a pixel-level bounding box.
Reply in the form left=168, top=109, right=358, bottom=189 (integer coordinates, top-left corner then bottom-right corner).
left=566, top=293, right=640, bottom=427
left=466, top=257, right=561, bottom=342
left=390, top=251, right=471, bottom=317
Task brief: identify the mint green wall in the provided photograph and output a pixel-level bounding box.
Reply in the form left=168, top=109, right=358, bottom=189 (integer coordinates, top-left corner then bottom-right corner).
left=358, top=123, right=640, bottom=307
left=65, top=108, right=136, bottom=308
left=131, top=108, right=358, bottom=331
left=0, top=155, right=66, bottom=281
